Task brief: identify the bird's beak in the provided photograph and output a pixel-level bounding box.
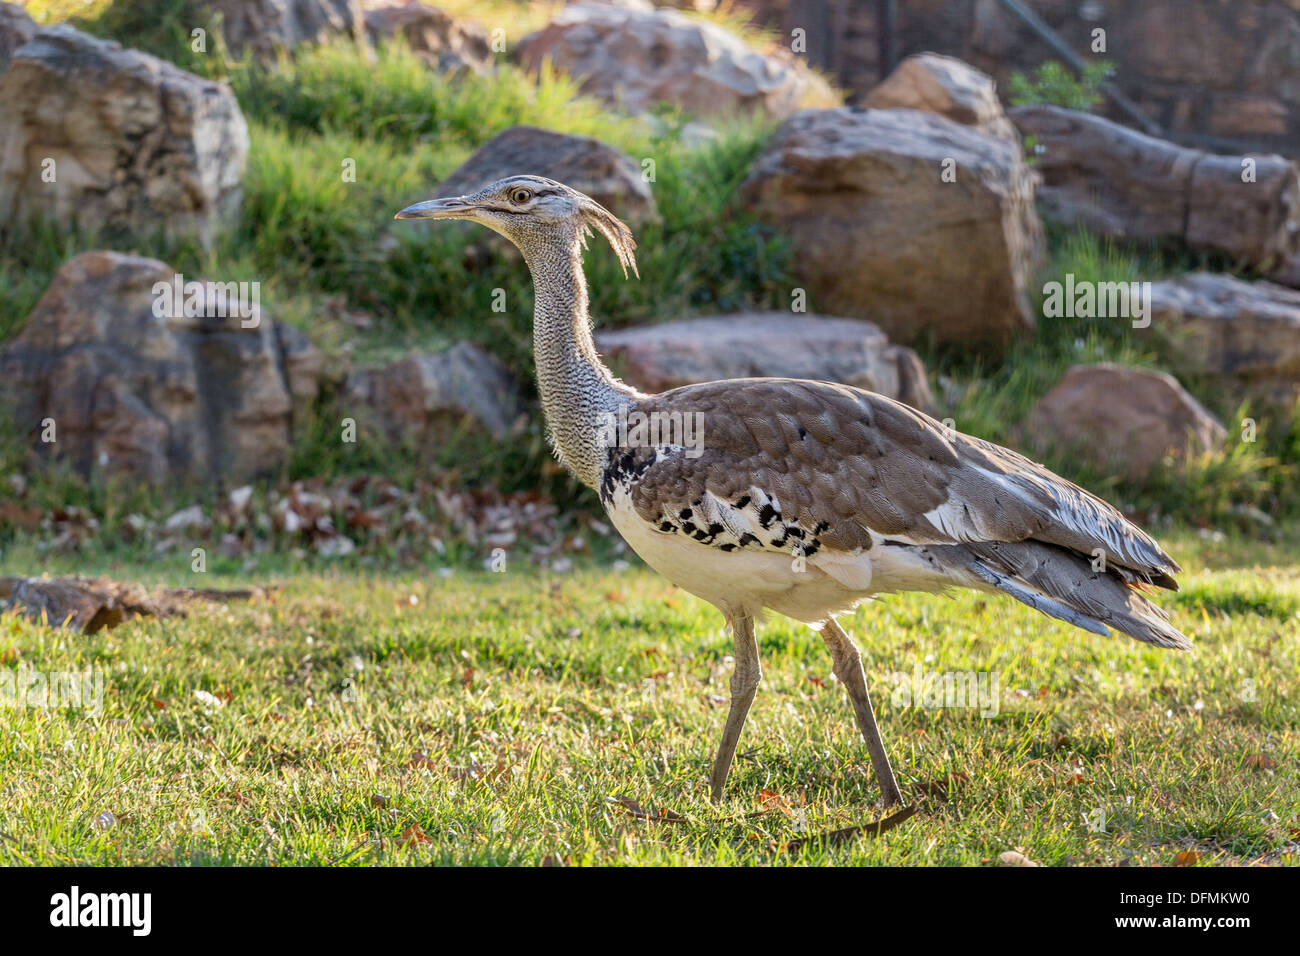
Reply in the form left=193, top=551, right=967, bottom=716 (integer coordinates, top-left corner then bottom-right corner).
left=393, top=196, right=478, bottom=220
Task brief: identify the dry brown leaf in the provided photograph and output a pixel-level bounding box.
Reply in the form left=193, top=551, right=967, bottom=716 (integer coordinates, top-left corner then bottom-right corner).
left=999, top=849, right=1039, bottom=867
left=400, top=825, right=430, bottom=846
left=1245, top=754, right=1277, bottom=771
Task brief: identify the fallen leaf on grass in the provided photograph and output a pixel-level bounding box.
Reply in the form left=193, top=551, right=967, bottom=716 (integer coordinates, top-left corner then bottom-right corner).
left=998, top=849, right=1039, bottom=867
left=400, top=825, right=430, bottom=846
left=1174, top=850, right=1200, bottom=866
left=1244, top=754, right=1277, bottom=771
left=608, top=795, right=686, bottom=825
left=406, top=750, right=438, bottom=771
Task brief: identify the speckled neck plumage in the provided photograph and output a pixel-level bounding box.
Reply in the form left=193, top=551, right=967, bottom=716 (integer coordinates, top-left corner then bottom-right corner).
left=522, top=226, right=640, bottom=489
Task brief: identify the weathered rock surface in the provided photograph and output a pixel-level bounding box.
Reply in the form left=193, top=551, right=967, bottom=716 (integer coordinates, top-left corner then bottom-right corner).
left=0, top=26, right=248, bottom=247
left=596, top=313, right=934, bottom=411
left=864, top=53, right=1015, bottom=140
left=0, top=252, right=322, bottom=484
left=344, top=343, right=524, bottom=443
left=741, top=106, right=1043, bottom=349
left=737, top=0, right=1300, bottom=155
left=435, top=125, right=656, bottom=225
left=515, top=4, right=836, bottom=119
left=1024, top=363, right=1225, bottom=481
left=0, top=575, right=258, bottom=632
left=0, top=1, right=36, bottom=73
left=1010, top=105, right=1300, bottom=270
left=202, top=0, right=367, bottom=60
left=1150, top=272, right=1300, bottom=410
left=363, top=1, right=491, bottom=74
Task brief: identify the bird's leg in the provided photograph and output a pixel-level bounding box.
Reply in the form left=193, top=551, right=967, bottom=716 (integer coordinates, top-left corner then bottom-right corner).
left=709, top=612, right=761, bottom=803
left=819, top=618, right=904, bottom=808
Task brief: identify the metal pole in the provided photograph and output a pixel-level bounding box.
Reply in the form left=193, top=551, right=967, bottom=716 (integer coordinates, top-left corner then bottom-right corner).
left=878, top=0, right=897, bottom=80
left=994, top=0, right=1162, bottom=136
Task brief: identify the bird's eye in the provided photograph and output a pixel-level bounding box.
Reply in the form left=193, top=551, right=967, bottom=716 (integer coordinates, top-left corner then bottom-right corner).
left=510, top=188, right=532, bottom=205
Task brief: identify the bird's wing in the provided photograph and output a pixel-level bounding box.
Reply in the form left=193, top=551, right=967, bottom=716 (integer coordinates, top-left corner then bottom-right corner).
left=621, top=378, right=1180, bottom=587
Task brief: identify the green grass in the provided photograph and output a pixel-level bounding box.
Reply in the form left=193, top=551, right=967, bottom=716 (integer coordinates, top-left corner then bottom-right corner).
left=1, top=4, right=1297, bottom=865
left=0, top=530, right=1296, bottom=866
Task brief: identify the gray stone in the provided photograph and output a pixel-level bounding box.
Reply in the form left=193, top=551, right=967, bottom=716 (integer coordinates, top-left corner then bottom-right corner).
left=741, top=106, right=1044, bottom=349
left=0, top=26, right=248, bottom=247
left=596, top=312, right=934, bottom=411
left=0, top=251, right=321, bottom=483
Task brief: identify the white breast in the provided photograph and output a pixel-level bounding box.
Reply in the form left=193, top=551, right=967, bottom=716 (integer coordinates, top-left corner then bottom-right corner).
left=603, top=483, right=889, bottom=623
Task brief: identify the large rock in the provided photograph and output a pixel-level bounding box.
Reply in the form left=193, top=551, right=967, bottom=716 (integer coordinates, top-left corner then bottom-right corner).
left=344, top=343, right=524, bottom=443
left=595, top=313, right=934, bottom=411
left=741, top=106, right=1043, bottom=349
left=864, top=53, right=1015, bottom=140
left=363, top=2, right=491, bottom=74
left=1010, top=105, right=1300, bottom=270
left=435, top=125, right=656, bottom=226
left=0, top=252, right=322, bottom=484
left=1024, top=364, right=1225, bottom=482
left=0, top=26, right=248, bottom=247
left=202, top=0, right=367, bottom=60
left=0, top=1, right=36, bottom=73
left=1150, top=272, right=1300, bottom=410
left=515, top=4, right=836, bottom=119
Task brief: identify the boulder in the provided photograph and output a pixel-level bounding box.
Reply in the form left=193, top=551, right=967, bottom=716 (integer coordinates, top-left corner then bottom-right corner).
left=0, top=252, right=322, bottom=484
left=1149, top=272, right=1300, bottom=410
left=515, top=4, right=836, bottom=119
left=344, top=343, right=524, bottom=443
left=435, top=125, right=656, bottom=226
left=201, top=0, right=367, bottom=60
left=0, top=26, right=248, bottom=247
left=595, top=313, right=934, bottom=411
left=1010, top=105, right=1300, bottom=270
left=1024, top=363, right=1225, bottom=481
left=363, top=1, right=492, bottom=74
left=0, top=1, right=36, bottom=73
left=864, top=53, right=1016, bottom=140
left=740, top=106, right=1044, bottom=349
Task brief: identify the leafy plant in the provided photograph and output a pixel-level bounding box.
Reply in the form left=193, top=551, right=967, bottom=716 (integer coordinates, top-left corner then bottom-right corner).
left=1008, top=61, right=1114, bottom=111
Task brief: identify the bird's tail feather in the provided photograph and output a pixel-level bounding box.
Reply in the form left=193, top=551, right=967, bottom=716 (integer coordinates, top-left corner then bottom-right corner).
left=942, top=540, right=1191, bottom=650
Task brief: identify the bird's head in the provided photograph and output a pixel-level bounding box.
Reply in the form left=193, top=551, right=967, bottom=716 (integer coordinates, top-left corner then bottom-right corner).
left=395, top=174, right=638, bottom=277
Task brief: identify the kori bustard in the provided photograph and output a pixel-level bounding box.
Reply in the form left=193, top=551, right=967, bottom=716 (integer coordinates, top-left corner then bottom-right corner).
left=397, top=176, right=1189, bottom=809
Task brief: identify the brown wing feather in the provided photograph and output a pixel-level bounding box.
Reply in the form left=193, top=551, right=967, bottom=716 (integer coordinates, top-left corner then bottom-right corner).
left=630, top=378, right=1179, bottom=587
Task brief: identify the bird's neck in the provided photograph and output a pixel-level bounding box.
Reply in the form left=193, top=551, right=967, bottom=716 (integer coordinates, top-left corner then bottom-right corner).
left=523, top=233, right=639, bottom=489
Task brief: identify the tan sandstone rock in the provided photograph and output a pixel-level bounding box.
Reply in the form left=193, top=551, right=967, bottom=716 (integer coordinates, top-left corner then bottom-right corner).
left=865, top=53, right=1016, bottom=140
left=362, top=1, right=492, bottom=74
left=1025, top=363, right=1225, bottom=481
left=0, top=25, right=248, bottom=247
left=1010, top=105, right=1300, bottom=270
left=201, top=0, right=368, bottom=61
left=0, top=252, right=322, bottom=484
left=515, top=4, right=837, bottom=119
left=595, top=313, right=934, bottom=412
left=1149, top=272, right=1300, bottom=410
left=741, top=106, right=1044, bottom=349
left=344, top=343, right=525, bottom=444
left=0, top=0, right=36, bottom=73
